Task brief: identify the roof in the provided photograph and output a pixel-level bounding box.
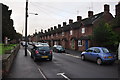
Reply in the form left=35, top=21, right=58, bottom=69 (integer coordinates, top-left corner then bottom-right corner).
left=71, top=21, right=81, bottom=29
left=82, top=12, right=104, bottom=26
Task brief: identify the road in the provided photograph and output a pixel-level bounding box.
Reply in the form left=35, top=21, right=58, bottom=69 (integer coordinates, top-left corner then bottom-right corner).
left=27, top=45, right=119, bottom=79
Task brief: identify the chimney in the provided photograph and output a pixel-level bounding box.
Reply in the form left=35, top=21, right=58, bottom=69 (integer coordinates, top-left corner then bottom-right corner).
left=104, top=4, right=109, bottom=13
left=88, top=11, right=93, bottom=18
left=77, top=16, right=82, bottom=22
left=41, top=29, right=43, bottom=33
left=51, top=27, right=53, bottom=31
left=54, top=26, right=57, bottom=30
left=69, top=19, right=73, bottom=24
left=115, top=3, right=120, bottom=17
left=58, top=24, right=61, bottom=28
left=48, top=29, right=50, bottom=32
left=44, top=30, right=47, bottom=33
left=63, top=22, right=66, bottom=26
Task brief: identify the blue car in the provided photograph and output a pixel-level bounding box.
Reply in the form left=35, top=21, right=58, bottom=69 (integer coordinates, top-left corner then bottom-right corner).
left=81, top=47, right=116, bottom=65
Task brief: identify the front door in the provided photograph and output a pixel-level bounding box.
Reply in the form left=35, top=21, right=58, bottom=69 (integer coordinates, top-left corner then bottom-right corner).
left=85, top=40, right=88, bottom=50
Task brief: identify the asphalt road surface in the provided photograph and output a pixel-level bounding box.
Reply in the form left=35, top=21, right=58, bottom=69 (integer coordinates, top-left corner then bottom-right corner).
left=27, top=45, right=119, bottom=79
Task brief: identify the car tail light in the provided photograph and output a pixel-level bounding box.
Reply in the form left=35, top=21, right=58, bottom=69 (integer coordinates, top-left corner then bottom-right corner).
left=50, top=50, right=52, bottom=54
left=104, top=56, right=107, bottom=59
left=35, top=50, right=39, bottom=54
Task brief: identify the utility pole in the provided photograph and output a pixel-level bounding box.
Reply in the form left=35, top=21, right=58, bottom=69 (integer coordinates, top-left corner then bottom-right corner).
left=25, top=0, right=28, bottom=56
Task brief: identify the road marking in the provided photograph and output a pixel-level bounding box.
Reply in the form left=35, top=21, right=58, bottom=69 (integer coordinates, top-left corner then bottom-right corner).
left=27, top=49, right=47, bottom=80
left=65, top=54, right=81, bottom=59
left=27, top=49, right=31, bottom=56
left=57, top=73, right=71, bottom=80
left=38, top=67, right=47, bottom=80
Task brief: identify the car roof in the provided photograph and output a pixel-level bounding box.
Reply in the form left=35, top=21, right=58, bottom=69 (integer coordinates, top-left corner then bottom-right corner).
left=90, top=47, right=106, bottom=49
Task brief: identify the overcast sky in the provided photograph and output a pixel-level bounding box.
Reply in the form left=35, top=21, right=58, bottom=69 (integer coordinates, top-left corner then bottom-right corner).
left=1, top=0, right=119, bottom=36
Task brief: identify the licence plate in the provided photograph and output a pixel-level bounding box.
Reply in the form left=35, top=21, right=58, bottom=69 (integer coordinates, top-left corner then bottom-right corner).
left=41, top=56, right=48, bottom=58
left=108, top=56, right=112, bottom=58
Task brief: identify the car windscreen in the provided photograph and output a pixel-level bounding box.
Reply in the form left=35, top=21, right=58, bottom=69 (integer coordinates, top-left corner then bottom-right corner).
left=56, top=46, right=64, bottom=49
left=37, top=46, right=50, bottom=51
left=102, top=48, right=109, bottom=53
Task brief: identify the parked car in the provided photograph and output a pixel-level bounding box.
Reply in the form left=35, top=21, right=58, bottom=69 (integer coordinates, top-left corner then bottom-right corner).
left=40, top=43, right=49, bottom=47
left=53, top=45, right=65, bottom=53
left=81, top=47, right=116, bottom=65
left=31, top=44, right=52, bottom=61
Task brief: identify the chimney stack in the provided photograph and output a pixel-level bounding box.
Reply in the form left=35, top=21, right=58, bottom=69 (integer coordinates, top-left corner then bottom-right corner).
left=51, top=27, right=53, bottom=31
left=77, top=16, right=82, bottom=22
left=45, top=30, right=47, bottom=33
left=54, top=26, right=57, bottom=30
left=41, top=29, right=43, bottom=33
left=63, top=22, right=67, bottom=26
left=69, top=19, right=73, bottom=24
left=48, top=29, right=50, bottom=32
left=115, top=3, right=120, bottom=17
left=58, top=24, right=61, bottom=28
left=88, top=11, right=93, bottom=18
left=104, top=4, right=109, bottom=13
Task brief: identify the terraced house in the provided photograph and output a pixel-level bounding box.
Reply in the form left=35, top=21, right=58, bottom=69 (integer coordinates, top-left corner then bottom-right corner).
left=31, top=4, right=116, bottom=51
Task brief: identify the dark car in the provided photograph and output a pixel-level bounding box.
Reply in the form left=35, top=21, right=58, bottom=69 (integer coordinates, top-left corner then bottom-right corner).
left=31, top=44, right=52, bottom=61
left=81, top=47, right=116, bottom=65
left=53, top=45, right=65, bottom=53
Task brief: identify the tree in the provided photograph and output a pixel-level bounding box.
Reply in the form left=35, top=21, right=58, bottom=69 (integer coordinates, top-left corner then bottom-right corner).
left=92, top=22, right=118, bottom=51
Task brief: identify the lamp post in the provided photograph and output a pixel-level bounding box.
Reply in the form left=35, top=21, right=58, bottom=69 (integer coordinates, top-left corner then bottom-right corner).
left=25, top=0, right=28, bottom=56
left=25, top=0, right=38, bottom=56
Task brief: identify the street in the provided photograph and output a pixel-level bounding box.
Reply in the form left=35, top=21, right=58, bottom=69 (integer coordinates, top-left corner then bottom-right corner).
left=27, top=45, right=119, bottom=79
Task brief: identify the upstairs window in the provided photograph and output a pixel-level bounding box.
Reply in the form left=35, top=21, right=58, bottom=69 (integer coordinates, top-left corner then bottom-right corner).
left=56, top=33, right=58, bottom=37
left=70, top=30, right=73, bottom=35
left=82, top=28, right=85, bottom=34
left=62, top=32, right=64, bottom=36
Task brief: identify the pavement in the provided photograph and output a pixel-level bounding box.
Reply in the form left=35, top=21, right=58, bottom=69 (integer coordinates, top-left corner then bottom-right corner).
left=3, top=45, right=44, bottom=79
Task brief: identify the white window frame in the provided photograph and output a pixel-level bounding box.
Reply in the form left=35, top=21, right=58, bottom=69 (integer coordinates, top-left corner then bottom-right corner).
left=78, top=40, right=82, bottom=46
left=82, top=28, right=85, bottom=34
left=70, top=30, right=73, bottom=35
left=62, top=32, right=64, bottom=36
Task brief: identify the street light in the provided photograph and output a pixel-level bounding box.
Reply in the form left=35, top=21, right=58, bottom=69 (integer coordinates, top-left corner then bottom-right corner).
left=25, top=0, right=38, bottom=56
left=29, top=13, right=38, bottom=15
left=25, top=0, right=28, bottom=56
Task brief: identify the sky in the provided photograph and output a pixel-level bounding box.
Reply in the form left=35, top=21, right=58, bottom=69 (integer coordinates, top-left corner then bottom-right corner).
left=1, top=0, right=120, bottom=36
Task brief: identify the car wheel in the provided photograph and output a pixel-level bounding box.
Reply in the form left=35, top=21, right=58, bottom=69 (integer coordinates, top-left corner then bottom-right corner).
left=48, top=58, right=52, bottom=61
left=97, top=58, right=102, bottom=65
left=33, top=56, right=37, bottom=62
left=81, top=55, right=85, bottom=61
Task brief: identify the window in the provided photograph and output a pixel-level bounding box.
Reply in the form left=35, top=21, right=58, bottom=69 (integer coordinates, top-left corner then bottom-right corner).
left=94, top=48, right=100, bottom=53
left=78, top=40, right=82, bottom=46
left=82, top=28, right=85, bottom=33
left=70, top=30, right=73, bottom=35
left=56, top=33, right=58, bottom=37
left=51, top=34, right=53, bottom=38
left=62, top=32, right=64, bottom=36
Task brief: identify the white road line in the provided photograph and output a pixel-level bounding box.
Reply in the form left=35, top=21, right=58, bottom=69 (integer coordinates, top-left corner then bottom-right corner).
left=65, top=54, right=81, bottom=59
left=27, top=49, right=31, bottom=56
left=57, top=73, right=71, bottom=80
left=38, top=67, right=47, bottom=80
left=27, top=49, right=47, bottom=80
